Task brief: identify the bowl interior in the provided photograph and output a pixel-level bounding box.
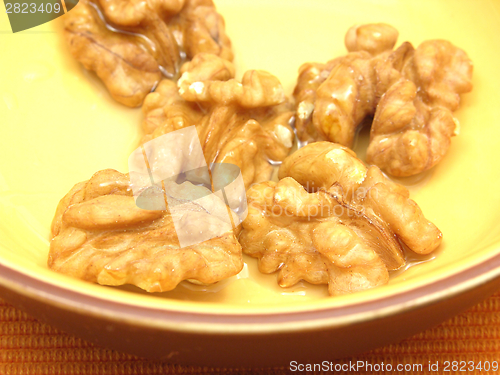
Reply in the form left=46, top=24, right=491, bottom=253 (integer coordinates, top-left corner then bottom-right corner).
left=1, top=0, right=500, bottom=314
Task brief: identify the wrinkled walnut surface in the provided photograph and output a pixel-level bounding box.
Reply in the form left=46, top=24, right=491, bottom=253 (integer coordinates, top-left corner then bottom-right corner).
left=49, top=54, right=293, bottom=290
left=294, top=23, right=473, bottom=176
left=49, top=169, right=243, bottom=292
left=239, top=142, right=442, bottom=296
left=367, top=40, right=473, bottom=176
left=142, top=53, right=295, bottom=188
left=64, top=0, right=233, bottom=107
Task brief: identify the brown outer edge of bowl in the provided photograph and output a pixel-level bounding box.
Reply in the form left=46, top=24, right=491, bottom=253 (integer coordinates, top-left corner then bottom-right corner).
left=0, top=248, right=500, bottom=332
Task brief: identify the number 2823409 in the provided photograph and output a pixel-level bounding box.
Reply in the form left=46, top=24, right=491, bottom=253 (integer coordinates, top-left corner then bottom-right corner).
left=6, top=3, right=61, bottom=13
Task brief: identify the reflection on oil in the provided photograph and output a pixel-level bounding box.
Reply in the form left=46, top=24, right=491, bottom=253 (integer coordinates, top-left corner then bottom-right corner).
left=114, top=255, right=330, bottom=304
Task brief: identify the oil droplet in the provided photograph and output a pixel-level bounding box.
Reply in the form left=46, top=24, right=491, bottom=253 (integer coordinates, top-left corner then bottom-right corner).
left=23, top=61, right=55, bottom=82
left=2, top=92, right=18, bottom=110
left=236, top=262, right=250, bottom=279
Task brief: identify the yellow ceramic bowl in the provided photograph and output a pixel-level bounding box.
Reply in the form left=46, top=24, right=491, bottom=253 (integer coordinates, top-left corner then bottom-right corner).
left=1, top=0, right=500, bottom=367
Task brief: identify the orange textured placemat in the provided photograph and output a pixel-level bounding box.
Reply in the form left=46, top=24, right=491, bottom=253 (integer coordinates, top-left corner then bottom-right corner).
left=0, top=293, right=499, bottom=375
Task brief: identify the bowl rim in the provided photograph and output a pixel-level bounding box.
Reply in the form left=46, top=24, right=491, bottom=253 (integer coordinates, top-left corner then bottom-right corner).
left=1, top=243, right=500, bottom=335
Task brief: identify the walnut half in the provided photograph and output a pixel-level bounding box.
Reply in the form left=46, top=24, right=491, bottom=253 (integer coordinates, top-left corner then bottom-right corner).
left=49, top=169, right=243, bottom=292
left=142, top=53, right=295, bottom=189
left=239, top=142, right=442, bottom=296
left=64, top=0, right=233, bottom=107
left=294, top=23, right=473, bottom=176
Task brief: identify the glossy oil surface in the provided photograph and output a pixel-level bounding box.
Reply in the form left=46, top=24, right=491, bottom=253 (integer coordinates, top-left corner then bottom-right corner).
left=1, top=0, right=500, bottom=311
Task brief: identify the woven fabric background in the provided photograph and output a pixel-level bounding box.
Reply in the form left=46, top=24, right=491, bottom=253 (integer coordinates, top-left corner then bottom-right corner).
left=0, top=292, right=499, bottom=374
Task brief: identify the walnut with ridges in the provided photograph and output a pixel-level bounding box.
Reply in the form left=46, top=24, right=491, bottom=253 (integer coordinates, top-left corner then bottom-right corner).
left=142, top=54, right=295, bottom=188
left=293, top=23, right=473, bottom=176
left=64, top=0, right=233, bottom=107
left=239, top=142, right=442, bottom=296
left=49, top=169, right=243, bottom=292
